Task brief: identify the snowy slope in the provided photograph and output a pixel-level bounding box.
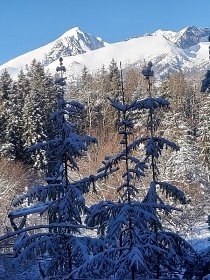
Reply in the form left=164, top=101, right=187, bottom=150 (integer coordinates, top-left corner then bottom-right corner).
left=0, top=27, right=108, bottom=78
left=0, top=26, right=210, bottom=80
left=47, top=34, right=186, bottom=79
left=47, top=26, right=210, bottom=80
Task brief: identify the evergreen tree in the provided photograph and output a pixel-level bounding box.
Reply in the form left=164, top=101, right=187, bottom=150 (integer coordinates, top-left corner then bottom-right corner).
left=189, top=69, right=210, bottom=279
left=93, top=65, right=112, bottom=132
left=108, top=58, right=121, bottom=97
left=81, top=65, right=92, bottom=89
left=1, top=69, right=35, bottom=160
left=0, top=69, right=13, bottom=100
left=3, top=58, right=99, bottom=278
left=201, top=70, right=210, bottom=93
left=12, top=70, right=30, bottom=160
left=198, top=73, right=210, bottom=179
left=0, top=70, right=13, bottom=157
left=107, top=59, right=122, bottom=129
left=71, top=62, right=196, bottom=280
left=21, top=59, right=58, bottom=169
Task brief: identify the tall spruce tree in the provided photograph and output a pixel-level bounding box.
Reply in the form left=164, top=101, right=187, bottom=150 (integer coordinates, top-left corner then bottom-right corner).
left=0, top=70, right=15, bottom=158
left=21, top=59, right=58, bottom=169
left=1, top=69, right=34, bottom=161
left=108, top=58, right=121, bottom=96
left=190, top=66, right=210, bottom=279
left=2, top=58, right=100, bottom=278
left=199, top=71, right=210, bottom=178
left=71, top=62, right=196, bottom=280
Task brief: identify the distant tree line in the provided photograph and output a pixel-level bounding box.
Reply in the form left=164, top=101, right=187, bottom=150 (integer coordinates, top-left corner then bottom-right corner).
left=0, top=59, right=58, bottom=170
left=0, top=58, right=210, bottom=191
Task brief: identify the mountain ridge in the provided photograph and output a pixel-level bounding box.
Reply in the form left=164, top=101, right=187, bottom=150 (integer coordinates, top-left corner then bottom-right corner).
left=1, top=26, right=210, bottom=80
left=153, top=26, right=210, bottom=49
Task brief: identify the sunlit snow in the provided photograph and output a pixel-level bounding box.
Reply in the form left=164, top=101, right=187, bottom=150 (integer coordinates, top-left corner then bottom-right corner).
left=0, top=26, right=210, bottom=81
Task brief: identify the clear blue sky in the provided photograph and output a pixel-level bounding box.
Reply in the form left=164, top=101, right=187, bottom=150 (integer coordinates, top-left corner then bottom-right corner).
left=0, top=0, right=209, bottom=65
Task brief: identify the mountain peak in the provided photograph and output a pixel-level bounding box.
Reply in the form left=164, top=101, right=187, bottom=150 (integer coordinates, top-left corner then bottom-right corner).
left=181, top=26, right=199, bottom=32
left=152, top=26, right=210, bottom=49
left=49, top=27, right=107, bottom=63
left=0, top=27, right=108, bottom=77
left=59, top=26, right=83, bottom=39
left=173, top=26, right=210, bottom=48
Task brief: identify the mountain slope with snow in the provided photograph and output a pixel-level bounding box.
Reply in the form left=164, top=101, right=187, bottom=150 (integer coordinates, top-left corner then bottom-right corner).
left=47, top=34, right=186, bottom=79
left=0, top=26, right=210, bottom=80
left=0, top=27, right=108, bottom=78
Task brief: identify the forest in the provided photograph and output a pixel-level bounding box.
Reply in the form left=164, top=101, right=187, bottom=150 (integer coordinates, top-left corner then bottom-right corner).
left=0, top=57, right=210, bottom=279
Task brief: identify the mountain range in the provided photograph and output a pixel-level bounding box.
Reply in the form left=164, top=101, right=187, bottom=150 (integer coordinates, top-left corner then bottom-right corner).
left=0, top=26, right=210, bottom=80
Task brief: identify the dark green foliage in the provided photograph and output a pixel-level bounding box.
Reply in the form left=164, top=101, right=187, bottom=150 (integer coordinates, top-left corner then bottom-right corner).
left=108, top=58, right=121, bottom=96
left=0, top=61, right=58, bottom=168
left=21, top=60, right=58, bottom=169
left=0, top=70, right=14, bottom=156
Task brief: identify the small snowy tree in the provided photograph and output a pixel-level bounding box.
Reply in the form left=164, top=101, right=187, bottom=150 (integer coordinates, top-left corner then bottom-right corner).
left=71, top=62, right=197, bottom=280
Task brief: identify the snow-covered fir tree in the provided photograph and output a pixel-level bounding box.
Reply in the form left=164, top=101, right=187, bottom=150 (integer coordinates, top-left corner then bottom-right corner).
left=1, top=58, right=101, bottom=278
left=71, top=62, right=197, bottom=280
left=108, top=58, right=121, bottom=96
left=0, top=70, right=15, bottom=158
left=199, top=71, right=210, bottom=179
left=189, top=68, right=210, bottom=280
left=201, top=70, right=210, bottom=93
left=1, top=74, right=27, bottom=160
left=0, top=65, right=59, bottom=163
left=21, top=59, right=58, bottom=168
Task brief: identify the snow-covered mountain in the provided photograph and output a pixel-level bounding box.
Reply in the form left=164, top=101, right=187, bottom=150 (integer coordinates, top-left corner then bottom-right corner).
left=0, top=27, right=108, bottom=78
left=153, top=26, right=210, bottom=49
left=1, top=26, right=210, bottom=80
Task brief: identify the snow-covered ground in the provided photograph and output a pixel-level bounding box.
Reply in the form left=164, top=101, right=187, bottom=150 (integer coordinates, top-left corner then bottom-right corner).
left=187, top=223, right=210, bottom=252
left=0, top=220, right=210, bottom=279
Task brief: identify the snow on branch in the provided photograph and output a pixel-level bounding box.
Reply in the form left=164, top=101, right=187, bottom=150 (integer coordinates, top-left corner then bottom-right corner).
left=68, top=100, right=84, bottom=109
left=108, top=97, right=137, bottom=112
left=98, top=152, right=125, bottom=173
left=86, top=200, right=161, bottom=235
left=8, top=202, right=52, bottom=218
left=157, top=181, right=188, bottom=204
left=145, top=136, right=179, bottom=160
left=118, top=119, right=134, bottom=129
left=0, top=222, right=98, bottom=243
left=133, top=97, right=170, bottom=113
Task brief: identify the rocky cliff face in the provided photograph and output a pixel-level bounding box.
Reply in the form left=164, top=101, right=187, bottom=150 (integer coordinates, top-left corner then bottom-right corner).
left=165, top=26, right=210, bottom=49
